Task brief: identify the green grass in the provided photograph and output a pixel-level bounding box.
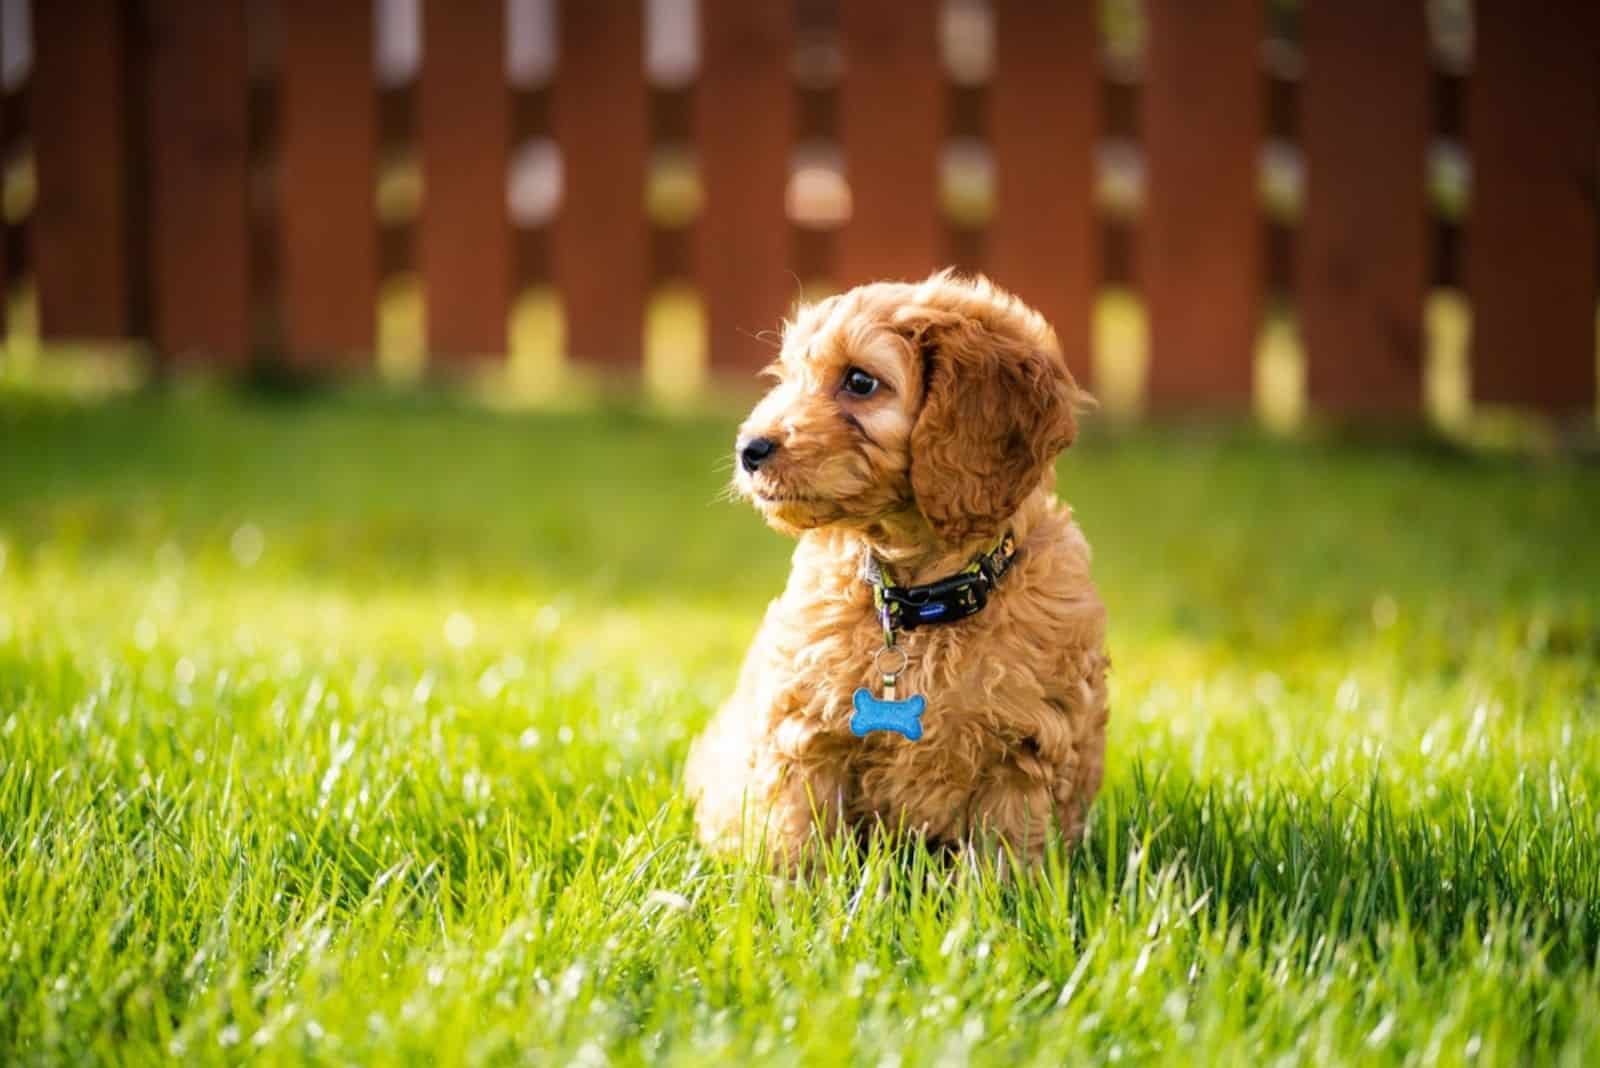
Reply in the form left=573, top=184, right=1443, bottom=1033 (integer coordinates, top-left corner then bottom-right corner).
left=2, top=388, right=1599, bottom=1065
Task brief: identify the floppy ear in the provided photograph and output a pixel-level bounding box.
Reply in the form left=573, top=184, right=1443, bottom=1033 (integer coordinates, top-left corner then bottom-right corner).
left=900, top=306, right=1082, bottom=547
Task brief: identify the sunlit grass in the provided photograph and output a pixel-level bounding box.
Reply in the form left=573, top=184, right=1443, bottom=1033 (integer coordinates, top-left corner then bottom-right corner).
left=1, top=391, right=1599, bottom=1064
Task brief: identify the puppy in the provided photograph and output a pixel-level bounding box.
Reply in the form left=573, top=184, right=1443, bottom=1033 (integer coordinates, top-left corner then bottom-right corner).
left=686, top=271, right=1109, bottom=868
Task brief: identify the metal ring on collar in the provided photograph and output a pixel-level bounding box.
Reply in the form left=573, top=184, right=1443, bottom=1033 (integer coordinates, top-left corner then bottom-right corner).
left=874, top=646, right=909, bottom=677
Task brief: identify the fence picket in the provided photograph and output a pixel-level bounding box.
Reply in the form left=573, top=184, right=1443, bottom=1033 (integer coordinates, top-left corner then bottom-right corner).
left=1468, top=2, right=1598, bottom=414
left=145, top=0, right=252, bottom=365
left=280, top=0, right=378, bottom=368
left=988, top=0, right=1096, bottom=382
left=838, top=0, right=941, bottom=286
left=30, top=0, right=133, bottom=341
left=697, top=0, right=793, bottom=371
left=553, top=0, right=647, bottom=365
left=420, top=0, right=511, bottom=362
left=0, top=91, right=7, bottom=339
left=1141, top=0, right=1262, bottom=408
left=1298, top=0, right=1427, bottom=415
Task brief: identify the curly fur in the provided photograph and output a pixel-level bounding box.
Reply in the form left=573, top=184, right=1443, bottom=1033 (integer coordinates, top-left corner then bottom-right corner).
left=685, top=272, right=1109, bottom=869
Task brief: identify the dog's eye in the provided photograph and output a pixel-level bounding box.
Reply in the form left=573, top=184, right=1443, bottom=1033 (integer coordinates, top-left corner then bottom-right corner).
left=841, top=368, right=879, bottom=397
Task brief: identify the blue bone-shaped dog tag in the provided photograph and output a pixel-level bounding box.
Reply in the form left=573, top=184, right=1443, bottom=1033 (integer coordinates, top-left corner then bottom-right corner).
left=850, top=687, right=926, bottom=741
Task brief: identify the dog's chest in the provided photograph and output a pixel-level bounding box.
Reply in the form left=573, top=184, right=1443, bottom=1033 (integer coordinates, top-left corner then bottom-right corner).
left=779, top=596, right=1041, bottom=747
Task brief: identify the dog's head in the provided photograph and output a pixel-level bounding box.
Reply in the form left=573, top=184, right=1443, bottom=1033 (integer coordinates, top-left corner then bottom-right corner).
left=733, top=271, right=1086, bottom=548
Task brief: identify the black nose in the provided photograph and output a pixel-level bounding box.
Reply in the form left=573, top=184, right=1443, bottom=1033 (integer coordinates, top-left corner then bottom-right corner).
left=739, top=437, right=778, bottom=473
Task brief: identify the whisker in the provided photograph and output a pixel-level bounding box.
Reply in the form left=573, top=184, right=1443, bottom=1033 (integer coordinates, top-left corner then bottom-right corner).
left=737, top=326, right=783, bottom=351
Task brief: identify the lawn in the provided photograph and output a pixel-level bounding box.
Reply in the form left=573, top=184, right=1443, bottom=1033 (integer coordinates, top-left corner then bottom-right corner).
left=2, top=388, right=1599, bottom=1065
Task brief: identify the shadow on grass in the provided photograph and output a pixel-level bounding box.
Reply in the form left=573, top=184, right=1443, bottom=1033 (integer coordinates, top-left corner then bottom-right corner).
left=730, top=762, right=1600, bottom=975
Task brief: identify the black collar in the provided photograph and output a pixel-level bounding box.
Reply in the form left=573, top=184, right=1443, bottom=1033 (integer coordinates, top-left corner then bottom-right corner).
left=863, top=531, right=1018, bottom=635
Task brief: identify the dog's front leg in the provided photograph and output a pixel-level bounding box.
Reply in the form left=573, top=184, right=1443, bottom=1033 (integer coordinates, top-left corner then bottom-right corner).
left=687, top=700, right=847, bottom=871
left=752, top=753, right=848, bottom=873
left=962, top=733, right=1098, bottom=869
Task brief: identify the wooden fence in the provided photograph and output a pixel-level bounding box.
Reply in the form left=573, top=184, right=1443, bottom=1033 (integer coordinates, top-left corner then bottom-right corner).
left=2, top=1, right=1597, bottom=417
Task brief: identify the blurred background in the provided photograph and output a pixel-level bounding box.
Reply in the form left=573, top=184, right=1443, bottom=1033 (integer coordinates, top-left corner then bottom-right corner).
left=0, top=0, right=1594, bottom=433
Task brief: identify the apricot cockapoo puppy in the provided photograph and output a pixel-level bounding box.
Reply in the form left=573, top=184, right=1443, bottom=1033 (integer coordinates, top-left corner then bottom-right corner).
left=685, top=271, right=1109, bottom=869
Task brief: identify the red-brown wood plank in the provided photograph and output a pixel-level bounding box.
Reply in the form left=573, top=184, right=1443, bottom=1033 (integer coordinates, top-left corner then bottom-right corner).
left=988, top=0, right=1097, bottom=383
left=1298, top=1, right=1428, bottom=415
left=696, top=0, right=793, bottom=372
left=30, top=0, right=132, bottom=340
left=0, top=88, right=7, bottom=340
left=1141, top=0, right=1263, bottom=409
left=280, top=0, right=378, bottom=369
left=419, top=0, right=511, bottom=362
left=838, top=0, right=941, bottom=285
left=1468, top=2, right=1598, bottom=414
left=552, top=1, right=647, bottom=365
left=145, top=0, right=252, bottom=365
